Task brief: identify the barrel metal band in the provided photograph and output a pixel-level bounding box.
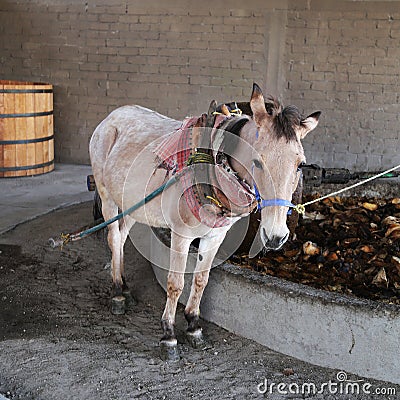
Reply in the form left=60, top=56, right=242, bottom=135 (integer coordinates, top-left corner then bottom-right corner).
left=0, top=135, right=54, bottom=145
left=0, top=89, right=53, bottom=94
left=0, top=110, right=53, bottom=119
left=0, top=159, right=54, bottom=172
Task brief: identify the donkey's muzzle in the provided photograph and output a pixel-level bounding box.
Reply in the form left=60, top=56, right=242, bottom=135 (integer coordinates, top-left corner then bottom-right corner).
left=262, top=229, right=289, bottom=251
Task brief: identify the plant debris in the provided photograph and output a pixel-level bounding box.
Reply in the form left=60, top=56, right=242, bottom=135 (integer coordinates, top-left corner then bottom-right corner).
left=233, top=196, right=400, bottom=305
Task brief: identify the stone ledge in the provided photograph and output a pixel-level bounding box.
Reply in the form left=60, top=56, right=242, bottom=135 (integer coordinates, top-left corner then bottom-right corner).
left=151, top=229, right=400, bottom=384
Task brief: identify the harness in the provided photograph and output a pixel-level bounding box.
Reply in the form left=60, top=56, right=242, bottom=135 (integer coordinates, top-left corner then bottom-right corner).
left=155, top=113, right=255, bottom=227
left=154, top=104, right=297, bottom=227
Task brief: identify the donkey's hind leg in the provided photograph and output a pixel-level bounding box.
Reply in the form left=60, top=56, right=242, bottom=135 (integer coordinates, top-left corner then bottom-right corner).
left=100, top=194, right=126, bottom=315
left=119, top=214, right=137, bottom=308
left=184, top=233, right=226, bottom=349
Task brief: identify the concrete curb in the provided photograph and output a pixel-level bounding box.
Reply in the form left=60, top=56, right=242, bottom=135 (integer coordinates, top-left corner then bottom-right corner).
left=151, top=230, right=400, bottom=385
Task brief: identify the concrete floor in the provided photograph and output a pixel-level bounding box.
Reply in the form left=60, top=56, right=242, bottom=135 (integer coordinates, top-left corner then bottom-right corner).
left=0, top=164, right=93, bottom=234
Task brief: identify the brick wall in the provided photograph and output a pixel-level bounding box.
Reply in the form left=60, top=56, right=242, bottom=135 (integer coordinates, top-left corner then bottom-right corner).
left=0, top=0, right=271, bottom=163
left=284, top=0, right=400, bottom=170
left=1, top=0, right=399, bottom=171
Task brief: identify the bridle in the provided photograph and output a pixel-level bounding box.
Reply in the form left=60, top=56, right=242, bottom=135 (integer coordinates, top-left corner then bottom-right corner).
left=252, top=180, right=296, bottom=214
left=251, top=130, right=299, bottom=215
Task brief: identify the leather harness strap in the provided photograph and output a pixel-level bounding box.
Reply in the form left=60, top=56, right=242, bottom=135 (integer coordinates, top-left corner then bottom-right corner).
left=154, top=108, right=257, bottom=228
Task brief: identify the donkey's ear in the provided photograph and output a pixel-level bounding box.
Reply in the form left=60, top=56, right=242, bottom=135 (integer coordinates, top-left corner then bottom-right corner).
left=299, top=111, right=321, bottom=139
left=207, top=100, right=217, bottom=115
left=250, top=83, right=267, bottom=126
left=206, top=100, right=218, bottom=128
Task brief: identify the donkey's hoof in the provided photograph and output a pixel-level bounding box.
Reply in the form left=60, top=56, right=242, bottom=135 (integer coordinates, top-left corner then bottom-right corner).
left=111, top=295, right=126, bottom=315
left=122, top=290, right=137, bottom=308
left=186, top=329, right=209, bottom=350
left=160, top=339, right=180, bottom=362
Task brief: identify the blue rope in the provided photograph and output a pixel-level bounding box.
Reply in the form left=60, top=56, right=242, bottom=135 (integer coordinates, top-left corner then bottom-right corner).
left=48, top=174, right=181, bottom=248
left=78, top=174, right=179, bottom=239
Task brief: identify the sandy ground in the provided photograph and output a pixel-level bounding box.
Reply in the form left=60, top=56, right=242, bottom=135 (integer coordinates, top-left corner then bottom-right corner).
left=0, top=203, right=398, bottom=400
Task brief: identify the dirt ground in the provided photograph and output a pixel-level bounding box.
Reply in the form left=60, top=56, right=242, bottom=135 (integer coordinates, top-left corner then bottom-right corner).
left=0, top=203, right=398, bottom=400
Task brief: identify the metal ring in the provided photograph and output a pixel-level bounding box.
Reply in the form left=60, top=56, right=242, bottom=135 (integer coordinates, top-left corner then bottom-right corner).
left=0, top=159, right=54, bottom=172
left=0, top=89, right=53, bottom=94
left=0, top=135, right=54, bottom=145
left=0, top=110, right=53, bottom=119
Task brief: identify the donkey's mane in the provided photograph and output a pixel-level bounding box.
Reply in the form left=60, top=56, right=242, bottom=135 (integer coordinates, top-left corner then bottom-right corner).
left=216, top=115, right=250, bottom=157
left=222, top=115, right=250, bottom=137
left=265, top=95, right=302, bottom=142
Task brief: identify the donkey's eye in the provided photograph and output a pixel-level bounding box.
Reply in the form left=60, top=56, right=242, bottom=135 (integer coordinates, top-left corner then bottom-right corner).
left=253, top=159, right=263, bottom=169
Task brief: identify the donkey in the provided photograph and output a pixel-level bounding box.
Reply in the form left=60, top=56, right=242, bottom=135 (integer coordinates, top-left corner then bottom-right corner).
left=89, top=84, right=320, bottom=361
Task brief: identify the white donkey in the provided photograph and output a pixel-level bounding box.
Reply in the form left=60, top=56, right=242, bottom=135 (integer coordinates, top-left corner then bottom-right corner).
left=89, top=84, right=320, bottom=361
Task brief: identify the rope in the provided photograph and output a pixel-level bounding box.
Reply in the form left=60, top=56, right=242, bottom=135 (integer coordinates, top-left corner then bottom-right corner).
left=295, top=163, right=400, bottom=214
left=49, top=173, right=181, bottom=248
left=212, top=108, right=242, bottom=116
left=206, top=195, right=224, bottom=208
left=186, top=152, right=214, bottom=166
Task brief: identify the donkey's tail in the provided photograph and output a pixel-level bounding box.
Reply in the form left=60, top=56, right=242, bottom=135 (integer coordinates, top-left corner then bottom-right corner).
left=93, top=188, right=104, bottom=222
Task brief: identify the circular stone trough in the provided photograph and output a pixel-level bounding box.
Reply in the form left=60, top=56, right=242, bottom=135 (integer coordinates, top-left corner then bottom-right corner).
left=150, top=228, right=400, bottom=385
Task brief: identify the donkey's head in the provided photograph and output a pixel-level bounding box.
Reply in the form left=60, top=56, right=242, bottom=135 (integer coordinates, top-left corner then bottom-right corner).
left=235, top=84, right=321, bottom=251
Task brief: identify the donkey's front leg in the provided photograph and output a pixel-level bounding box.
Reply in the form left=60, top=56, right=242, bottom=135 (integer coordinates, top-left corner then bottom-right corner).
left=184, top=233, right=226, bottom=349
left=160, top=232, right=191, bottom=362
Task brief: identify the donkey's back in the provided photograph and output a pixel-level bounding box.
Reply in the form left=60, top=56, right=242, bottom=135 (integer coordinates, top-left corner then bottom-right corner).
left=90, top=105, right=181, bottom=170
left=89, top=105, right=181, bottom=211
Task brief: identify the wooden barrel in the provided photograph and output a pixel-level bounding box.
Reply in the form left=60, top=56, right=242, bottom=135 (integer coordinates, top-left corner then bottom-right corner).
left=0, top=80, right=54, bottom=177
